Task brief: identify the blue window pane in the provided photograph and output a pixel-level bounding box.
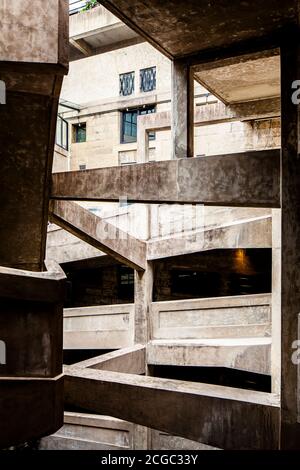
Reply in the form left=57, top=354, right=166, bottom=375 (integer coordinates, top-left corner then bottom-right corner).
left=121, top=106, right=156, bottom=143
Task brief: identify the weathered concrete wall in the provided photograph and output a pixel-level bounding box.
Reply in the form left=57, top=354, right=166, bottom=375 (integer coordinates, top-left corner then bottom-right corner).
left=64, top=304, right=135, bottom=350
left=53, top=144, right=69, bottom=173
left=0, top=0, right=68, bottom=270
left=61, top=42, right=170, bottom=104
left=0, top=262, right=66, bottom=448
left=0, top=0, right=68, bottom=448
left=0, top=0, right=64, bottom=64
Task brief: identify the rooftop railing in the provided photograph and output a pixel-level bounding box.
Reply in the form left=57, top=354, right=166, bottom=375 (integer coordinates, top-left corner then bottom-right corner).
left=69, top=0, right=89, bottom=15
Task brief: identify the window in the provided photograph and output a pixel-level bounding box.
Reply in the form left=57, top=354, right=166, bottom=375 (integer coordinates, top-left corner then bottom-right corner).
left=73, top=123, right=86, bottom=143
left=118, top=266, right=134, bottom=301
left=79, top=164, right=86, bottom=171
left=121, top=105, right=156, bottom=143
left=56, top=116, right=68, bottom=150
left=171, top=270, right=221, bottom=298
left=140, top=67, right=156, bottom=93
left=120, top=71, right=135, bottom=96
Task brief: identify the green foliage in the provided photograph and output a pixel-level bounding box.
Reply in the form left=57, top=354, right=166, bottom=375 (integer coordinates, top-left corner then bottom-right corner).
left=82, top=0, right=98, bottom=12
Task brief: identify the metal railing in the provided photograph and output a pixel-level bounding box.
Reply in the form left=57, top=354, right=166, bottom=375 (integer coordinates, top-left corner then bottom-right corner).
left=69, top=0, right=89, bottom=15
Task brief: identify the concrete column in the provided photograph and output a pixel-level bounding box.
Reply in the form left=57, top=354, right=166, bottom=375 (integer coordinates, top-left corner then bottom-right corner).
left=271, top=208, right=281, bottom=395
left=134, top=262, right=153, bottom=344
left=172, top=60, right=194, bottom=158
left=133, top=424, right=149, bottom=450
left=134, top=263, right=153, bottom=449
left=280, top=34, right=300, bottom=448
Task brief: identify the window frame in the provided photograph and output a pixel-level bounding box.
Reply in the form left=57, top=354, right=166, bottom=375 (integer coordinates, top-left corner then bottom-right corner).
left=120, top=105, right=156, bottom=144
left=73, top=122, right=87, bottom=143
left=140, top=66, right=157, bottom=93
left=119, top=71, right=135, bottom=97
left=56, top=116, right=69, bottom=150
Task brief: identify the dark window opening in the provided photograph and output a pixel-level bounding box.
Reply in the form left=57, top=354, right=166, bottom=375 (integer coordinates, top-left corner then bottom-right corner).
left=118, top=266, right=134, bottom=301
left=63, top=349, right=114, bottom=366
left=73, top=123, right=86, bottom=143
left=153, top=249, right=272, bottom=302
left=120, top=71, right=135, bottom=96
left=63, top=262, right=134, bottom=308
left=140, top=67, right=156, bottom=93
left=121, top=105, right=156, bottom=143
left=171, top=270, right=221, bottom=298
left=79, top=164, right=86, bottom=171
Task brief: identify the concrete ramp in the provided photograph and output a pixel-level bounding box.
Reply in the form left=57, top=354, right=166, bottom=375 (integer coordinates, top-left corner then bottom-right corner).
left=65, top=367, right=279, bottom=450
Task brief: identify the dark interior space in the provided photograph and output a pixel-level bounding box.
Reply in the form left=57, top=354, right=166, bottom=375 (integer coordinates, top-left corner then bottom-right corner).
left=62, top=248, right=271, bottom=307
left=63, top=349, right=114, bottom=365
left=148, top=365, right=271, bottom=393
left=62, top=257, right=134, bottom=307
left=153, top=248, right=271, bottom=301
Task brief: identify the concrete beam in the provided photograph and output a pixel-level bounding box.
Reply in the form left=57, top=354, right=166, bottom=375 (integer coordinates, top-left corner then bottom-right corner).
left=147, top=338, right=271, bottom=375
left=0, top=260, right=65, bottom=303
left=70, top=38, right=93, bottom=56
left=147, top=215, right=271, bottom=260
left=49, top=200, right=147, bottom=271
left=64, top=368, right=280, bottom=449
left=69, top=345, right=146, bottom=375
left=51, top=150, right=280, bottom=208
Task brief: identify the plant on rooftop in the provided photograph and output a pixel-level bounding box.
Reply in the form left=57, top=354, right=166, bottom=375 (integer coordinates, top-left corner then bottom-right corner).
left=81, top=0, right=98, bottom=12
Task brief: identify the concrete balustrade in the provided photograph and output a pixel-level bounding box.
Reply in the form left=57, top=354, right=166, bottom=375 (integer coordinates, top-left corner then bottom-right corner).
left=150, top=294, right=271, bottom=341
left=39, top=412, right=213, bottom=450
left=64, top=303, right=135, bottom=350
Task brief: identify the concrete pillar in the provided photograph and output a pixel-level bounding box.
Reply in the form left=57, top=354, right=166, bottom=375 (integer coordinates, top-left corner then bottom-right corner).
left=133, top=424, right=149, bottom=450
left=134, top=263, right=153, bottom=449
left=280, top=34, right=300, bottom=448
left=271, top=208, right=281, bottom=395
left=172, top=59, right=194, bottom=158
left=134, top=262, right=153, bottom=344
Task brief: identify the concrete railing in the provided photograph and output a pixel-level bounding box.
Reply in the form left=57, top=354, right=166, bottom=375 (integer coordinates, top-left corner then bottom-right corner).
left=70, top=5, right=119, bottom=37
left=136, top=99, right=280, bottom=163
left=150, top=293, right=271, bottom=340
left=64, top=303, right=135, bottom=350
left=39, top=412, right=212, bottom=450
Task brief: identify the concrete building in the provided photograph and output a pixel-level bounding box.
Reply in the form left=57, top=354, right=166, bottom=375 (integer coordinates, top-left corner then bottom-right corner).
left=54, top=3, right=280, bottom=174
left=1, top=0, right=300, bottom=451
